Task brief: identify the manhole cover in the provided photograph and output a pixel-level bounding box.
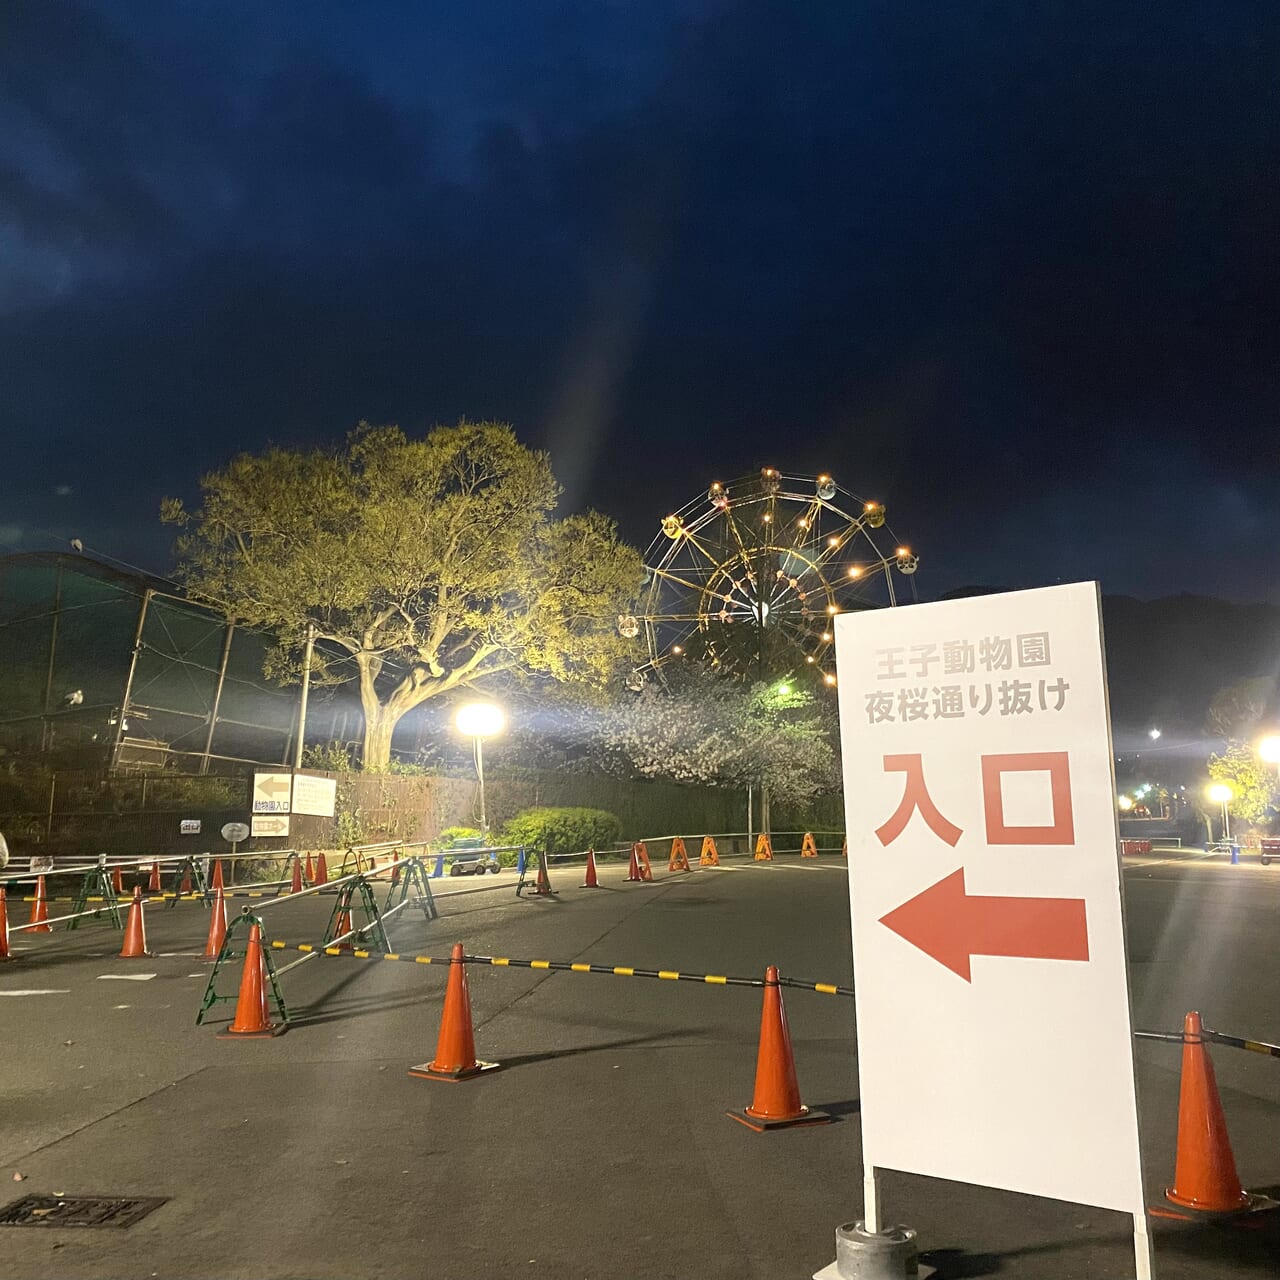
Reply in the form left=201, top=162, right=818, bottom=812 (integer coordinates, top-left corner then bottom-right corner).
left=0, top=1195, right=167, bottom=1228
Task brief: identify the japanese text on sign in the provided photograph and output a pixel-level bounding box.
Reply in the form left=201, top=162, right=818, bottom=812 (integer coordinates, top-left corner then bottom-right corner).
left=865, top=629, right=1069, bottom=723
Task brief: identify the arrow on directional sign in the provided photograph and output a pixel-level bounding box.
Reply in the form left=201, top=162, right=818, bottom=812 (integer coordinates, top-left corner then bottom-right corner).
left=256, top=776, right=291, bottom=797
left=878, top=867, right=1089, bottom=982
left=254, top=816, right=290, bottom=836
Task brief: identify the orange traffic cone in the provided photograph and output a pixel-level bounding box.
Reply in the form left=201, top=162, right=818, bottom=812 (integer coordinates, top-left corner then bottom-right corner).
left=112, top=864, right=124, bottom=893
left=29, top=875, right=51, bottom=933
left=727, top=966, right=830, bottom=1132
left=582, top=848, right=600, bottom=888
left=1165, top=1011, right=1251, bottom=1214
left=118, top=886, right=150, bottom=958
left=700, top=835, right=720, bottom=867
left=409, top=943, right=499, bottom=1081
left=0, top=887, right=11, bottom=961
left=148, top=859, right=162, bottom=891
left=332, top=904, right=354, bottom=948
left=203, top=887, right=228, bottom=960
left=668, top=836, right=691, bottom=872
left=304, top=851, right=315, bottom=882
left=529, top=850, right=555, bottom=897
left=289, top=856, right=303, bottom=895
left=217, top=923, right=283, bottom=1038
left=211, top=858, right=225, bottom=891
left=179, top=862, right=193, bottom=895
left=313, top=852, right=328, bottom=886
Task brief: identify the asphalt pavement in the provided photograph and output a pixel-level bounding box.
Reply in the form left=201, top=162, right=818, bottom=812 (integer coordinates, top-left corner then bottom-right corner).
left=2, top=852, right=1278, bottom=1279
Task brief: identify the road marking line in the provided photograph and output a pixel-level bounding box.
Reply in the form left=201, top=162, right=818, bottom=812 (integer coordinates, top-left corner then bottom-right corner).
left=0, top=989, right=71, bottom=996
left=96, top=973, right=157, bottom=981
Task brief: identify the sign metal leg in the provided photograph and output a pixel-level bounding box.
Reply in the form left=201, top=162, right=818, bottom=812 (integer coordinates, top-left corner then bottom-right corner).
left=863, top=1166, right=881, bottom=1235
left=1132, top=1212, right=1154, bottom=1280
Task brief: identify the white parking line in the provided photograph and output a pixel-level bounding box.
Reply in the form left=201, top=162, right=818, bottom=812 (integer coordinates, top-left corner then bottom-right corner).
left=96, top=973, right=157, bottom=981
left=0, top=989, right=71, bottom=996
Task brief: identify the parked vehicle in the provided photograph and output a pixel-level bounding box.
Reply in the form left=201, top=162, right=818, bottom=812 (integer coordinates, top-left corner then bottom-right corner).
left=446, top=836, right=501, bottom=876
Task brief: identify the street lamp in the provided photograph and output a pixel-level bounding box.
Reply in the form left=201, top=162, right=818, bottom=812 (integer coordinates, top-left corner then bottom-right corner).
left=1148, top=728, right=1161, bottom=741
left=1258, top=734, right=1280, bottom=767
left=1207, top=782, right=1233, bottom=842
left=1117, top=795, right=1134, bottom=811
left=455, top=702, right=505, bottom=839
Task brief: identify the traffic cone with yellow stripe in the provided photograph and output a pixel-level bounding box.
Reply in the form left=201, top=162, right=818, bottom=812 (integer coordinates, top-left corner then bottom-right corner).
left=409, top=942, right=499, bottom=1081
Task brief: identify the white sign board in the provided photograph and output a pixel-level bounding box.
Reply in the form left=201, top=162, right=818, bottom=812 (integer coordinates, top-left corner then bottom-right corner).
left=221, top=822, right=251, bottom=844
left=179, top=818, right=202, bottom=835
left=251, top=814, right=291, bottom=838
left=834, top=583, right=1146, bottom=1219
left=252, top=772, right=293, bottom=814
left=291, top=774, right=337, bottom=818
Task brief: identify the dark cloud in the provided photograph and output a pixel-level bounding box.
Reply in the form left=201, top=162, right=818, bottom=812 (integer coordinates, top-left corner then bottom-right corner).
left=1, top=0, right=1278, bottom=601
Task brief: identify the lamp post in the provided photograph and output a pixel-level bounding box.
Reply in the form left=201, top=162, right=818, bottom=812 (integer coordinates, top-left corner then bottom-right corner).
left=1207, top=782, right=1233, bottom=843
left=1259, top=734, right=1280, bottom=772
left=455, top=702, right=505, bottom=839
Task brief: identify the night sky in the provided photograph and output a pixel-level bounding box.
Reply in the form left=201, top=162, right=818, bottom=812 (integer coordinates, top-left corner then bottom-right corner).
left=3, top=2, right=1278, bottom=602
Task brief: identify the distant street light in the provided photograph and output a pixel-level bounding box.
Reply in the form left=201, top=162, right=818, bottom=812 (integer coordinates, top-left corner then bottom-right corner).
left=1148, top=728, right=1161, bottom=741
left=1258, top=734, right=1280, bottom=766
left=455, top=702, right=505, bottom=839
left=1207, top=781, right=1233, bottom=842
left=1117, top=795, right=1134, bottom=811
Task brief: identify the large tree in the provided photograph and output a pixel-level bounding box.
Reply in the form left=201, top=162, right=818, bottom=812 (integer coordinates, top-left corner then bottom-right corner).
left=163, top=421, right=642, bottom=769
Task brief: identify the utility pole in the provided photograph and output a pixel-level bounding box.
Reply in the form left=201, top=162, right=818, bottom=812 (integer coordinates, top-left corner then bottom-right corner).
left=293, top=623, right=316, bottom=770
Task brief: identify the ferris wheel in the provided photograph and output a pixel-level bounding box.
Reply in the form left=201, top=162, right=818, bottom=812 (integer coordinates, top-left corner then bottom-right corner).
left=617, top=468, right=919, bottom=690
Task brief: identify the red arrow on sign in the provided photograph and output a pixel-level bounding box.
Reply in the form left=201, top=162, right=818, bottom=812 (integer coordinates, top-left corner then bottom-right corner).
left=878, top=868, right=1089, bottom=982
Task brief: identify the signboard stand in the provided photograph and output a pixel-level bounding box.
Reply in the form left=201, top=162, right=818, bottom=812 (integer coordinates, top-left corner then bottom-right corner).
left=829, top=583, right=1155, bottom=1280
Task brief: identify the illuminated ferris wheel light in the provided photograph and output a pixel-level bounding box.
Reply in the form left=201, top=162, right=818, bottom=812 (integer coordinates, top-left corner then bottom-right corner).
left=632, top=470, right=918, bottom=688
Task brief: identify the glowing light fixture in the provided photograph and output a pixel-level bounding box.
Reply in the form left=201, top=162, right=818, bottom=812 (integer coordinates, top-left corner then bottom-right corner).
left=454, top=701, right=505, bottom=838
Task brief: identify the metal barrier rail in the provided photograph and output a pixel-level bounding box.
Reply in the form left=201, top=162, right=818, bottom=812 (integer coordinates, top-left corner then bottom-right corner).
left=264, top=939, right=854, bottom=996
left=1, top=849, right=305, bottom=888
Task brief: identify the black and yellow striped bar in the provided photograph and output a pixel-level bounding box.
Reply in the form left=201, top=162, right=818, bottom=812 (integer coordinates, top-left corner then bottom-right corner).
left=264, top=939, right=856, bottom=996
left=1204, top=1026, right=1280, bottom=1060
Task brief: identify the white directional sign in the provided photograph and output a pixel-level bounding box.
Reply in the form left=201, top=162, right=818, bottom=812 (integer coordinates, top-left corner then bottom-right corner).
left=252, top=772, right=293, bottom=814
left=291, top=773, right=337, bottom=817
left=251, top=814, right=291, bottom=838
left=835, top=584, right=1149, bottom=1235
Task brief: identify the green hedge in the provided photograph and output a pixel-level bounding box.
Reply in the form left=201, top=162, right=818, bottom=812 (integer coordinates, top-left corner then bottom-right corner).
left=499, top=807, right=622, bottom=857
